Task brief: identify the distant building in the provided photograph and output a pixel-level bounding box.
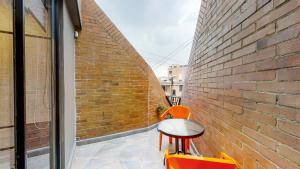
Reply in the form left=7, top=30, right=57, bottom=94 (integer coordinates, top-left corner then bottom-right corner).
left=160, top=64, right=188, bottom=97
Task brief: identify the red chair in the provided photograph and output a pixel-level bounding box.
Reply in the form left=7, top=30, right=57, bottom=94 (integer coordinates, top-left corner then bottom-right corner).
left=159, top=105, right=191, bottom=151
left=165, top=149, right=237, bottom=169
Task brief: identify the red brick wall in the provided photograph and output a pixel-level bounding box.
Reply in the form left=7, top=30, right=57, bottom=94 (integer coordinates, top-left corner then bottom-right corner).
left=182, top=0, right=300, bottom=168
left=26, top=122, right=49, bottom=150
left=75, top=0, right=168, bottom=140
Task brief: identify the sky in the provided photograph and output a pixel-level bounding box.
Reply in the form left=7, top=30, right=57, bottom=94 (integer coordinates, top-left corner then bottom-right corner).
left=96, top=0, right=202, bottom=77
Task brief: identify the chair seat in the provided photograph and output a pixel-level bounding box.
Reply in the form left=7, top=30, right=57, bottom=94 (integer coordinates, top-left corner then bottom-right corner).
left=165, top=150, right=237, bottom=169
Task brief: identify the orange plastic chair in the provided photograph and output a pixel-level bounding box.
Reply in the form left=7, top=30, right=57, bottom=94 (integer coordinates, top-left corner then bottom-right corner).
left=165, top=149, right=237, bottom=169
left=159, top=105, right=191, bottom=151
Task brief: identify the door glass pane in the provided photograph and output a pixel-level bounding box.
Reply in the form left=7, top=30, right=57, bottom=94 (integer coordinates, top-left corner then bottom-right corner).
left=25, top=0, right=52, bottom=168
left=0, top=0, right=15, bottom=168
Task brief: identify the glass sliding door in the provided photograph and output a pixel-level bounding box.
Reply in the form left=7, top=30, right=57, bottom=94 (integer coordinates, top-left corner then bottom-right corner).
left=0, top=0, right=15, bottom=168
left=24, top=0, right=53, bottom=169
left=1, top=0, right=60, bottom=168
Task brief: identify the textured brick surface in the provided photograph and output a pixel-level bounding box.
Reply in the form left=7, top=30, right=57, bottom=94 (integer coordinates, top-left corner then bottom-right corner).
left=75, top=0, right=168, bottom=140
left=26, top=122, right=49, bottom=150
left=182, top=0, right=300, bottom=168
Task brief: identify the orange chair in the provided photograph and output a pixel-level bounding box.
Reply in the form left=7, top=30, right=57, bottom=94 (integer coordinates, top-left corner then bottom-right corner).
left=159, top=105, right=191, bottom=151
left=165, top=149, right=237, bottom=169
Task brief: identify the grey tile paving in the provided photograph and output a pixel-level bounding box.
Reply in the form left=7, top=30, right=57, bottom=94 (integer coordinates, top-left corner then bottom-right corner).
left=27, top=153, right=49, bottom=169
left=28, top=128, right=193, bottom=169
left=72, top=129, right=173, bottom=169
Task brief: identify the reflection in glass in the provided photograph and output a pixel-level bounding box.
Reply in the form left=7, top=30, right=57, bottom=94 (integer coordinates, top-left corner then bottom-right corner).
left=25, top=0, right=52, bottom=168
left=0, top=0, right=15, bottom=168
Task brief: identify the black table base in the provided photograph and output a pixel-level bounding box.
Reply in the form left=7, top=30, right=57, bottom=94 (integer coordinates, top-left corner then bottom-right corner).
left=169, top=138, right=191, bottom=155
left=158, top=119, right=205, bottom=156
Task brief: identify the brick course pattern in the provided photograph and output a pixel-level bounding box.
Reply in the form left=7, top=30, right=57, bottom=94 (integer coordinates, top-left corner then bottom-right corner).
left=182, top=0, right=300, bottom=168
left=26, top=122, right=49, bottom=150
left=76, top=0, right=168, bottom=140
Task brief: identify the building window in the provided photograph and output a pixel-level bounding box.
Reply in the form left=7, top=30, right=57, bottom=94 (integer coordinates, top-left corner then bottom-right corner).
left=172, top=89, right=176, bottom=95
left=179, top=85, right=183, bottom=92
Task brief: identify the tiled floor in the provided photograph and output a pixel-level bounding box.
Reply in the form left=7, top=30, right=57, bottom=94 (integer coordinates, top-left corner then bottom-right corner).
left=28, top=128, right=196, bottom=169
left=72, top=129, right=177, bottom=169
left=28, top=153, right=49, bottom=169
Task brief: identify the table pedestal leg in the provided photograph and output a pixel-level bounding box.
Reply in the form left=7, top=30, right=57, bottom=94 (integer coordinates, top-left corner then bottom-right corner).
left=175, top=138, right=179, bottom=153
left=181, top=138, right=186, bottom=154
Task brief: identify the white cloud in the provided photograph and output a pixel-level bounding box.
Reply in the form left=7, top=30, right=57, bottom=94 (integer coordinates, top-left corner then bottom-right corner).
left=96, top=0, right=202, bottom=77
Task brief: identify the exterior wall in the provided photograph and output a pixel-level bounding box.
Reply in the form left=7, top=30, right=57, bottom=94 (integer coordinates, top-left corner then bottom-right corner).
left=161, top=84, right=183, bottom=97
left=168, top=64, right=188, bottom=82
left=160, top=64, right=187, bottom=97
left=183, top=0, right=300, bottom=169
left=75, top=0, right=167, bottom=140
left=62, top=1, right=77, bottom=168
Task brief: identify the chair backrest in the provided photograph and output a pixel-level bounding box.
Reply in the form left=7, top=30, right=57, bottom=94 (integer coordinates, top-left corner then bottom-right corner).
left=159, top=105, right=191, bottom=121
left=165, top=150, right=237, bottom=169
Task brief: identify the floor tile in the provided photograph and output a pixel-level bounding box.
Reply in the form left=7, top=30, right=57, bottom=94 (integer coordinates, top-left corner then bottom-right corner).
left=28, top=128, right=195, bottom=169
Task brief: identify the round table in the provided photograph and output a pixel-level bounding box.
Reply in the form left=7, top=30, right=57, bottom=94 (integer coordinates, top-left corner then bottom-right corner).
left=157, top=119, right=205, bottom=154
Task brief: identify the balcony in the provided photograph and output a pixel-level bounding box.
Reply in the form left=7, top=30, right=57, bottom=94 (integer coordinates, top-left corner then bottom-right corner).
left=73, top=129, right=169, bottom=169
left=28, top=129, right=170, bottom=169
left=1, top=0, right=300, bottom=169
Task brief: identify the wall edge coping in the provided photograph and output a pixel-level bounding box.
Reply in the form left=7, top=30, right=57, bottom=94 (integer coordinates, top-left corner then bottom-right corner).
left=76, top=123, right=159, bottom=146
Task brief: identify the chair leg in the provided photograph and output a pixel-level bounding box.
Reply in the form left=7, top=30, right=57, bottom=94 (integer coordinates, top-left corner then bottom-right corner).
left=166, top=159, right=170, bottom=169
left=185, top=139, right=190, bottom=151
left=159, top=133, right=162, bottom=151
left=169, top=136, right=173, bottom=144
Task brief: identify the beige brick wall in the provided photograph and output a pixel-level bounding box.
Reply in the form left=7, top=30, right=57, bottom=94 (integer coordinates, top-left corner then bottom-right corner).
left=182, top=0, right=300, bottom=168
left=75, top=0, right=168, bottom=140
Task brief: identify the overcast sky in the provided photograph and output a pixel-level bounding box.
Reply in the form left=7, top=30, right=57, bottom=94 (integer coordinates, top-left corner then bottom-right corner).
left=96, top=0, right=201, bottom=77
